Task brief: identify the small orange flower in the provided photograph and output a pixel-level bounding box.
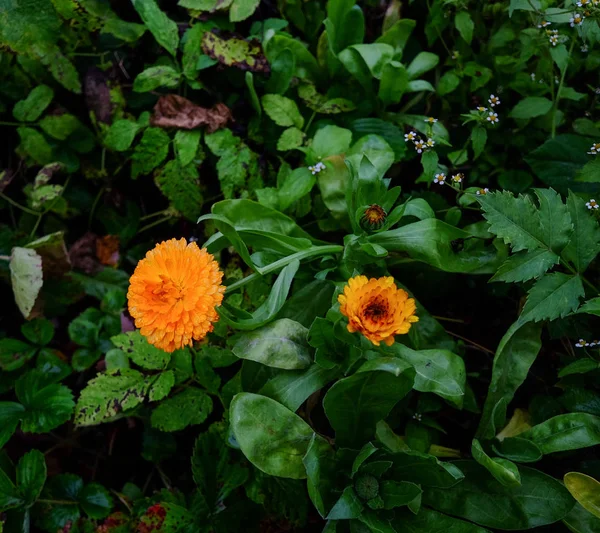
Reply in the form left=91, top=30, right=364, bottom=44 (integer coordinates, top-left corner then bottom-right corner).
left=338, top=276, right=418, bottom=346
left=127, top=238, right=225, bottom=353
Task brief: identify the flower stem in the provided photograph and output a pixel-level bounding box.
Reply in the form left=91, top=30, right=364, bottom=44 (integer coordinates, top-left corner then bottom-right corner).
left=138, top=215, right=173, bottom=233
left=0, top=192, right=41, bottom=216
left=551, top=38, right=575, bottom=138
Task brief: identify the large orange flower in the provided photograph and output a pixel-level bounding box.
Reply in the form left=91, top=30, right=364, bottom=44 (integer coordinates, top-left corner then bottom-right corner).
left=127, top=238, right=225, bottom=353
left=338, top=276, right=418, bottom=346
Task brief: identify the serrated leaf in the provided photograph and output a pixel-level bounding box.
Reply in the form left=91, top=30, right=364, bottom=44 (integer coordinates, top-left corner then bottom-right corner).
left=491, top=249, right=560, bottom=283
left=535, top=188, right=573, bottom=253
left=110, top=331, right=171, bottom=370
left=13, top=85, right=54, bottom=122
left=202, top=31, right=270, bottom=73
left=151, top=388, right=212, bottom=431
left=133, top=65, right=181, bottom=92
left=230, top=0, right=261, bottom=22
left=277, top=127, right=304, bottom=151
left=155, top=160, right=204, bottom=221
left=477, top=190, right=545, bottom=252
left=519, top=273, right=584, bottom=324
left=131, top=0, right=179, bottom=56
left=104, top=119, right=141, bottom=152
left=131, top=127, right=171, bottom=179
left=261, top=94, right=304, bottom=129
left=174, top=130, right=202, bottom=166
left=562, top=192, right=600, bottom=272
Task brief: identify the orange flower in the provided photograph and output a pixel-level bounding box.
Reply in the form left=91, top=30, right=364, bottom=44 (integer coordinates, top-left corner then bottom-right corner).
left=338, top=276, right=418, bottom=346
left=127, top=238, right=225, bottom=353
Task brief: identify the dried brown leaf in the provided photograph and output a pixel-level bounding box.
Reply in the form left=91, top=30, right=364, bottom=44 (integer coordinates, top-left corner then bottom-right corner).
left=150, top=95, right=232, bottom=133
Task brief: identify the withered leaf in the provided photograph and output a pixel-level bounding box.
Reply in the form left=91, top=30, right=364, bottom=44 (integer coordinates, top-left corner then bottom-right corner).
left=84, top=67, right=112, bottom=124
left=202, top=31, right=270, bottom=73
left=151, top=95, right=232, bottom=133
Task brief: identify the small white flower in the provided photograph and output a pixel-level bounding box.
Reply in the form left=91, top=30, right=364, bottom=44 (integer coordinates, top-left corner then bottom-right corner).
left=308, top=162, right=326, bottom=175
left=589, top=143, right=600, bottom=155
left=433, top=173, right=446, bottom=185
left=530, top=73, right=536, bottom=81
left=590, top=340, right=599, bottom=347
left=577, top=0, right=590, bottom=6
left=575, top=338, right=589, bottom=347
left=555, top=76, right=560, bottom=85
left=537, top=20, right=551, bottom=28
left=426, top=138, right=435, bottom=148
left=404, top=131, right=417, bottom=142
left=595, top=87, right=600, bottom=95
left=489, top=94, right=500, bottom=107
left=477, top=106, right=488, bottom=112
left=476, top=188, right=489, bottom=196
left=425, top=117, right=438, bottom=124
left=451, top=173, right=464, bottom=184
left=452, top=50, right=460, bottom=60
left=581, top=44, right=589, bottom=53
left=487, top=112, right=499, bottom=124
left=549, top=34, right=559, bottom=46
left=414, top=140, right=426, bottom=153
left=586, top=199, right=599, bottom=209
left=412, top=413, right=423, bottom=421
left=570, top=13, right=585, bottom=27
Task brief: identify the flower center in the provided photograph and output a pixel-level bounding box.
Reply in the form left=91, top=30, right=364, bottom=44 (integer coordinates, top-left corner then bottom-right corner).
left=354, top=474, right=379, bottom=500
left=364, top=299, right=388, bottom=320
left=155, top=275, right=184, bottom=303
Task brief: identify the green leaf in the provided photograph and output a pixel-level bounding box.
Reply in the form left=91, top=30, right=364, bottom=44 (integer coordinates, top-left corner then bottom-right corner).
left=535, top=188, right=573, bottom=253
left=389, top=508, right=490, bottom=532
left=17, top=126, right=53, bottom=164
left=380, top=480, right=422, bottom=510
left=424, top=460, right=575, bottom=529
left=518, top=273, right=584, bottom=324
left=351, top=119, right=406, bottom=162
left=0, top=339, right=37, bottom=372
left=509, top=97, right=553, bottom=119
left=262, top=94, right=304, bottom=129
left=438, top=70, right=460, bottom=96
left=131, top=0, right=179, bottom=56
left=16, top=450, right=46, bottom=506
left=277, top=127, right=304, bottom=151
left=471, top=439, right=521, bottom=487
left=0, top=403, right=25, bottom=449
left=230, top=393, right=314, bottom=479
left=103, top=119, right=141, bottom=152
left=151, top=388, right=212, bottom=431
left=79, top=483, right=113, bottom=519
left=564, top=473, right=600, bottom=519
left=233, top=319, right=311, bottom=370
left=519, top=413, right=600, bottom=454
left=131, top=127, right=171, bottom=179
left=406, top=52, right=439, bottom=79
left=471, top=126, right=487, bottom=159
left=492, top=437, right=543, bottom=463
left=230, top=0, right=260, bottom=22
left=327, top=487, right=363, bottom=520
left=68, top=312, right=100, bottom=348
left=491, top=249, right=560, bottom=283
left=564, top=502, right=600, bottom=533
left=477, top=190, right=544, bottom=252
left=155, top=160, right=204, bottom=221
left=378, top=61, right=408, bottom=106
left=562, top=192, right=600, bottom=272
left=455, top=11, right=474, bottom=44
left=174, top=130, right=202, bottom=166
left=133, top=65, right=181, bottom=92
left=202, top=31, right=269, bottom=73
left=576, top=158, right=600, bottom=183
left=21, top=318, right=54, bottom=346
left=259, top=364, right=338, bottom=412
left=558, top=358, right=600, bottom=377
left=323, top=358, right=415, bottom=447
left=347, top=135, right=395, bottom=178
left=148, top=370, right=175, bottom=402
left=310, top=125, right=353, bottom=160
left=389, top=344, right=465, bottom=408
left=39, top=114, right=81, bottom=141
left=302, top=434, right=338, bottom=518
left=13, top=85, right=54, bottom=122
left=74, top=369, right=149, bottom=426
left=297, top=83, right=356, bottom=114
left=110, top=331, right=171, bottom=370
left=477, top=322, right=543, bottom=439
left=390, top=450, right=464, bottom=487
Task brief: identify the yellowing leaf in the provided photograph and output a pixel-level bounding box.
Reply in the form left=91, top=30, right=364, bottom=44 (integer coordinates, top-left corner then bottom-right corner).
left=564, top=472, right=600, bottom=518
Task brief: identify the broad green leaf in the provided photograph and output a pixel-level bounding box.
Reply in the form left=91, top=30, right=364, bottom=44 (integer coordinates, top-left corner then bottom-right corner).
left=233, top=319, right=311, bottom=370
left=378, top=61, right=408, bottom=106
left=278, top=167, right=315, bottom=211
left=390, top=450, right=464, bottom=487
left=477, top=190, right=545, bottom=252
left=174, top=130, right=202, bottom=166
left=562, top=192, right=600, bottom=272
left=491, top=249, right=560, bottom=283
left=133, top=65, right=181, bottom=92
left=509, top=97, right=553, bottom=119
left=259, top=365, right=338, bottom=412
left=13, top=85, right=54, bottom=122
left=261, top=94, right=304, bottom=129
left=577, top=159, right=600, bottom=183
left=277, top=127, right=304, bottom=151
left=327, top=486, right=363, bottom=520
left=406, top=52, right=439, bottom=79
left=518, top=273, right=584, bottom=324
left=424, top=461, right=575, bottom=529
left=303, top=434, right=338, bottom=518
left=471, top=126, right=487, bottom=159
left=0, top=403, right=25, bottom=449
left=17, top=126, right=53, bottom=164
left=10, top=247, right=43, bottom=320
left=323, top=358, right=415, bottom=446
left=376, top=18, right=416, bottom=51
left=21, top=318, right=54, bottom=346
left=155, top=160, right=204, bottom=221
left=230, top=393, right=314, bottom=479
left=202, top=31, right=270, bottom=73
left=131, top=127, right=170, bottom=179
left=347, top=134, right=395, bottom=178
left=519, top=413, right=600, bottom=454
left=558, top=358, right=600, bottom=377
left=16, top=449, right=46, bottom=506
left=131, top=0, right=179, bottom=56
left=390, top=508, right=490, bottom=532
left=438, top=70, right=461, bottom=96
left=151, top=388, right=212, bottom=431
left=535, top=188, right=573, bottom=253
left=564, top=502, right=600, bottom=533
left=351, top=119, right=406, bottom=162
left=230, top=0, right=261, bottom=21
left=310, top=125, right=352, bottom=160
left=471, top=439, right=521, bottom=487
left=380, top=480, right=422, bottom=510
left=477, top=322, right=543, bottom=439
left=564, top=473, right=600, bottom=519
left=110, top=331, right=171, bottom=370
left=455, top=12, right=474, bottom=44
left=492, top=437, right=543, bottom=463
left=104, top=119, right=141, bottom=152
left=509, top=0, right=540, bottom=16
left=388, top=344, right=465, bottom=407
left=78, top=483, right=113, bottom=519
left=0, top=339, right=37, bottom=372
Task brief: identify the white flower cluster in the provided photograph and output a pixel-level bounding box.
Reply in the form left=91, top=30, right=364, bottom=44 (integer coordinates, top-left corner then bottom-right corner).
left=586, top=199, right=599, bottom=210
left=546, top=29, right=559, bottom=46
left=575, top=338, right=598, bottom=347
left=405, top=130, right=435, bottom=154
left=588, top=142, right=600, bottom=155
left=570, top=13, right=585, bottom=27
left=308, top=162, right=326, bottom=175
left=434, top=173, right=446, bottom=185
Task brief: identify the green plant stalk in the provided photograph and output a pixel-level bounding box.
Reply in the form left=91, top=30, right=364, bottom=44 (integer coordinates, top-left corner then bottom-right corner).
left=0, top=192, right=41, bottom=216
left=224, top=244, right=343, bottom=294
left=551, top=39, right=575, bottom=139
